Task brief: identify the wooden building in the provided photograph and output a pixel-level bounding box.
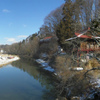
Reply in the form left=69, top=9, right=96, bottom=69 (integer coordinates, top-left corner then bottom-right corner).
left=75, top=28, right=100, bottom=53
left=65, top=28, right=100, bottom=63
left=76, top=28, right=100, bottom=63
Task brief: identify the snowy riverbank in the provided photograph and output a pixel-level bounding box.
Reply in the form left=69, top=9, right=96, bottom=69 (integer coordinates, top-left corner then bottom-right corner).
left=35, top=59, right=55, bottom=72
left=0, top=54, right=20, bottom=66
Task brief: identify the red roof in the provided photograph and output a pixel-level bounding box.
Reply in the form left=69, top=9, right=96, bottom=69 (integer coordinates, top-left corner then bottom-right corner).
left=75, top=32, right=92, bottom=39
left=65, top=28, right=100, bottom=41
left=75, top=27, right=93, bottom=39
left=44, top=36, right=52, bottom=40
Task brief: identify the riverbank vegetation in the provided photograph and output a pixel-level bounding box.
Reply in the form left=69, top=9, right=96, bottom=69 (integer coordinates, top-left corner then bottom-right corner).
left=1, top=0, right=100, bottom=99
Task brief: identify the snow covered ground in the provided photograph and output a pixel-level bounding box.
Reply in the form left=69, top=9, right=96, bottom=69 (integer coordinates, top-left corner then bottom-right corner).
left=35, top=59, right=55, bottom=72
left=0, top=54, right=20, bottom=66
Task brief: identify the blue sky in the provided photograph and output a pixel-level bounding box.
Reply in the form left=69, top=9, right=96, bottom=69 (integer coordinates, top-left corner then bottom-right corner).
left=0, top=0, right=65, bottom=45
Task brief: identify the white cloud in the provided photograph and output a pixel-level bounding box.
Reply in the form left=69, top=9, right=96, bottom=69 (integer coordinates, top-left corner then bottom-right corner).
left=2, top=9, right=10, bottom=13
left=17, top=35, right=28, bottom=38
left=5, top=35, right=28, bottom=44
left=5, top=38, right=17, bottom=43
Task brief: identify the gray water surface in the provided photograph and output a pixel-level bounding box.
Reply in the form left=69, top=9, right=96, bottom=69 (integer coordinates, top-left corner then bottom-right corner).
left=0, top=60, right=55, bottom=100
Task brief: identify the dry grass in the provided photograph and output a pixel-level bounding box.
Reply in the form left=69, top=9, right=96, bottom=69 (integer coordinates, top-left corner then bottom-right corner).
left=85, top=58, right=100, bottom=70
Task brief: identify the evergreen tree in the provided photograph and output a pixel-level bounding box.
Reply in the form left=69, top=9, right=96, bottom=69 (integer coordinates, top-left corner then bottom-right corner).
left=90, top=12, right=100, bottom=35
left=56, top=0, right=74, bottom=48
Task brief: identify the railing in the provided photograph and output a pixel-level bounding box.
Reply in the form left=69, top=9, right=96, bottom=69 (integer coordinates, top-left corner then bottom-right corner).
left=78, top=48, right=100, bottom=52
left=79, top=42, right=100, bottom=52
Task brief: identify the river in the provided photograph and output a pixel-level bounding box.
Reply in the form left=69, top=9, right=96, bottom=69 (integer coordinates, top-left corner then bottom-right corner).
left=0, top=60, right=56, bottom=100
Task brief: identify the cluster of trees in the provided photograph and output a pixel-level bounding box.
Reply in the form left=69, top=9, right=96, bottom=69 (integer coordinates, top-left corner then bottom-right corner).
left=3, top=34, right=39, bottom=59
left=3, top=34, right=58, bottom=60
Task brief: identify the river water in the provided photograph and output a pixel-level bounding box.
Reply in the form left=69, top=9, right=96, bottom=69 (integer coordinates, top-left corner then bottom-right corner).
left=0, top=60, right=56, bottom=100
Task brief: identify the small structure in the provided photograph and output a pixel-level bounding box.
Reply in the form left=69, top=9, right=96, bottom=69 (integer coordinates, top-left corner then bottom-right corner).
left=39, top=35, right=58, bottom=44
left=65, top=28, right=100, bottom=64
left=75, top=28, right=100, bottom=53
left=0, top=49, right=4, bottom=54
left=40, top=36, right=53, bottom=43
left=76, top=28, right=100, bottom=62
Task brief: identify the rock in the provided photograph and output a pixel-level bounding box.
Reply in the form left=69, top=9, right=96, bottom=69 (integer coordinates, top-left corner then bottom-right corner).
left=71, top=96, right=81, bottom=100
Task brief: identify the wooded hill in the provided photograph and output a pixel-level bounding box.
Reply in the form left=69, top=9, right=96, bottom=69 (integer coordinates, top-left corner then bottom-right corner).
left=1, top=0, right=100, bottom=59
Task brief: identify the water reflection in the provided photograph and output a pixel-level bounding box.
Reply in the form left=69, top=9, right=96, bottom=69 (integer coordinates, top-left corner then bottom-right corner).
left=11, top=60, right=56, bottom=100
left=0, top=60, right=56, bottom=100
